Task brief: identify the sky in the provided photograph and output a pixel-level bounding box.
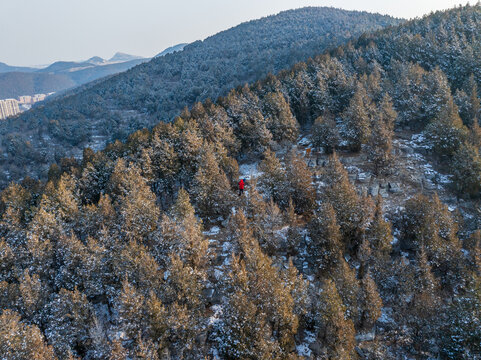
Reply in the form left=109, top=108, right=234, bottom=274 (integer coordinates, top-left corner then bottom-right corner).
left=0, top=0, right=473, bottom=66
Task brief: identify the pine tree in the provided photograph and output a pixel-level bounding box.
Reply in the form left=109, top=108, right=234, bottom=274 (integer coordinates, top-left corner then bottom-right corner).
left=149, top=134, right=179, bottom=201
left=201, top=100, right=240, bottom=155
left=55, top=234, right=89, bottom=292
left=284, top=200, right=303, bottom=256
left=163, top=254, right=205, bottom=357
left=258, top=148, right=288, bottom=208
left=408, top=249, right=442, bottom=354
left=118, top=165, right=160, bottom=242
left=0, top=239, right=15, bottom=282
left=89, top=315, right=110, bottom=360
left=39, top=174, right=80, bottom=233
left=115, top=279, right=146, bottom=341
left=342, top=84, right=372, bottom=152
left=0, top=310, right=57, bottom=360
left=262, top=91, right=299, bottom=144
left=176, top=124, right=203, bottom=188
left=308, top=202, right=343, bottom=275
left=134, top=337, right=160, bottom=360
left=219, top=232, right=306, bottom=358
left=441, top=273, right=481, bottom=358
left=191, top=142, right=235, bottom=220
left=224, top=85, right=272, bottom=153
left=248, top=193, right=283, bottom=255
left=425, top=97, right=468, bottom=157
left=45, top=288, right=94, bottom=358
left=359, top=272, right=383, bottom=330
left=451, top=142, right=481, bottom=198
left=0, top=182, right=31, bottom=231
left=285, top=149, right=315, bottom=215
left=322, top=153, right=372, bottom=250
left=468, top=118, right=481, bottom=150
left=218, top=286, right=278, bottom=359
left=117, top=240, right=162, bottom=294
left=168, top=188, right=208, bottom=269
left=315, top=279, right=356, bottom=359
left=457, top=74, right=481, bottom=127
left=367, top=95, right=396, bottom=175
left=311, top=113, right=340, bottom=154
left=364, top=196, right=393, bottom=283
left=18, top=269, right=48, bottom=324
left=145, top=291, right=167, bottom=347
left=331, top=258, right=361, bottom=327
left=24, top=232, right=55, bottom=284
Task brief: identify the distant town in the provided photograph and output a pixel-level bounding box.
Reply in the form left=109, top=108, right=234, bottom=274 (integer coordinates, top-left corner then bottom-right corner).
left=0, top=92, right=53, bottom=120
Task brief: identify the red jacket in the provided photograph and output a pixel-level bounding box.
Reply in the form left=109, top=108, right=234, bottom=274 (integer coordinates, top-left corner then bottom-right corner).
left=238, top=179, right=245, bottom=190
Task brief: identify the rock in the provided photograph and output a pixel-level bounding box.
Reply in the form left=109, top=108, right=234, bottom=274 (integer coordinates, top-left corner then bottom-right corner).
left=356, top=347, right=366, bottom=359
left=401, top=145, right=414, bottom=155
left=369, top=185, right=379, bottom=196
left=356, top=331, right=376, bottom=342
left=202, top=288, right=215, bottom=302
left=388, top=182, right=401, bottom=193
left=309, top=341, right=323, bottom=356
left=195, top=331, right=208, bottom=346
left=357, top=172, right=371, bottom=183
left=379, top=188, right=389, bottom=198
left=211, top=289, right=223, bottom=304
left=423, top=179, right=437, bottom=190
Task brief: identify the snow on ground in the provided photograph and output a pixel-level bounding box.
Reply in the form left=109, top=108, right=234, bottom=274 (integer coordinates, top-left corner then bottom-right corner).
left=410, top=132, right=430, bottom=149
left=208, top=304, right=223, bottom=326
left=298, top=136, right=312, bottom=146
left=222, top=241, right=232, bottom=254
left=296, top=330, right=316, bottom=357
left=238, top=163, right=262, bottom=180
left=378, top=307, right=395, bottom=325
left=203, top=226, right=220, bottom=236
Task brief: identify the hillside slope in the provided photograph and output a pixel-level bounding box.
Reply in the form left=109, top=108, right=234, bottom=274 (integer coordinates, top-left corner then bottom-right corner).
left=0, top=7, right=402, bottom=186
left=0, top=5, right=480, bottom=359
left=0, top=72, right=76, bottom=99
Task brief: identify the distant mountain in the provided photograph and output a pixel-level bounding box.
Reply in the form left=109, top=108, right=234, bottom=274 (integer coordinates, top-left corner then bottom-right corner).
left=108, top=52, right=144, bottom=63
left=65, top=58, right=148, bottom=85
left=0, top=72, right=76, bottom=99
left=0, top=7, right=403, bottom=185
left=86, top=56, right=106, bottom=65
left=37, top=61, right=96, bottom=74
left=0, top=62, right=37, bottom=74
left=156, top=43, right=188, bottom=57
left=0, top=55, right=149, bottom=99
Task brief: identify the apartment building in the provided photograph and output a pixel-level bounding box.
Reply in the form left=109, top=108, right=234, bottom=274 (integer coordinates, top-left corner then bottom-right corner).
left=0, top=99, right=20, bottom=120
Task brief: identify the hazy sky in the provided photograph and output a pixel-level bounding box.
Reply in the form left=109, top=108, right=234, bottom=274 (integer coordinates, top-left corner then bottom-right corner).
left=0, top=0, right=472, bottom=66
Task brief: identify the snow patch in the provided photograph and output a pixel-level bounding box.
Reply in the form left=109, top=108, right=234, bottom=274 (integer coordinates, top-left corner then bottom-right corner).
left=238, top=163, right=262, bottom=180
left=204, top=226, right=220, bottom=236
left=296, top=330, right=316, bottom=357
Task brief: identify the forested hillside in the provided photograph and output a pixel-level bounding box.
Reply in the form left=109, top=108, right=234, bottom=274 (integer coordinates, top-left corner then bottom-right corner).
left=0, top=7, right=402, bottom=187
left=0, top=72, right=76, bottom=99
left=1, top=4, right=481, bottom=360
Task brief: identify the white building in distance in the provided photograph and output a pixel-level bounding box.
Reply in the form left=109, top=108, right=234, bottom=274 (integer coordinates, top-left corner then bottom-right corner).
left=0, top=99, right=20, bottom=120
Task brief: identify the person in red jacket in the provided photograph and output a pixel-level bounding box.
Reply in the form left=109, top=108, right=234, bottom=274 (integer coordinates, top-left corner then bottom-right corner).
left=238, top=179, right=245, bottom=196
